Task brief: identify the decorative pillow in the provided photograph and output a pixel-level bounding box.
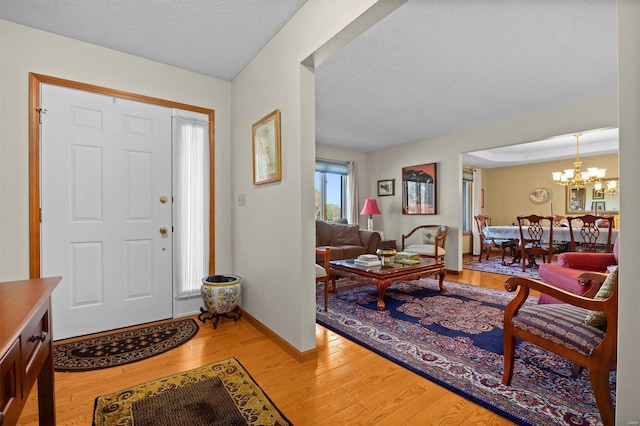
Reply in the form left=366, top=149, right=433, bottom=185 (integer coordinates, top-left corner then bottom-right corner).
left=331, top=223, right=361, bottom=246
left=585, top=266, right=617, bottom=328
left=422, top=227, right=441, bottom=245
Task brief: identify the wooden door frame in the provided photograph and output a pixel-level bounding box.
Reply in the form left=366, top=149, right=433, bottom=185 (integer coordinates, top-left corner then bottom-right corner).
left=28, top=73, right=215, bottom=278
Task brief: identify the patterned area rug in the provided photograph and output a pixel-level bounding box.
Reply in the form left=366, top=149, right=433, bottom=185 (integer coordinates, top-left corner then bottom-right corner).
left=93, top=357, right=291, bottom=426
left=464, top=257, right=543, bottom=280
left=54, top=319, right=199, bottom=372
left=316, top=278, right=615, bottom=425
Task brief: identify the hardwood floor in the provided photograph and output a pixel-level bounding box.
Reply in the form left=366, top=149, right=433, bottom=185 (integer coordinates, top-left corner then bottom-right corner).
left=18, top=258, right=527, bottom=425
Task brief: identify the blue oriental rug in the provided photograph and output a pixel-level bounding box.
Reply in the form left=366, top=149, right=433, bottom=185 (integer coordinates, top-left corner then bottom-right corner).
left=316, top=278, right=615, bottom=425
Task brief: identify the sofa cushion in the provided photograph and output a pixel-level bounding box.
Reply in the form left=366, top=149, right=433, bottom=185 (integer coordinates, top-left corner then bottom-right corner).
left=331, top=223, right=361, bottom=246
left=585, top=266, right=617, bottom=328
left=339, top=245, right=368, bottom=260
left=316, top=220, right=333, bottom=246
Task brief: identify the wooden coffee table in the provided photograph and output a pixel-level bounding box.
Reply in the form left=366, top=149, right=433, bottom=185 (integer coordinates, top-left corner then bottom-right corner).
left=329, top=258, right=447, bottom=311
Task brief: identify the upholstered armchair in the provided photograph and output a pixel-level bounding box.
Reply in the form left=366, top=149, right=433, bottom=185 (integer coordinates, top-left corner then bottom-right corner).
left=538, top=235, right=618, bottom=304
left=502, top=270, right=617, bottom=425
left=401, top=225, right=449, bottom=262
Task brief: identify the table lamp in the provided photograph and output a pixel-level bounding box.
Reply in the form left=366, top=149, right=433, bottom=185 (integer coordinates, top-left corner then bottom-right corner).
left=360, top=198, right=381, bottom=231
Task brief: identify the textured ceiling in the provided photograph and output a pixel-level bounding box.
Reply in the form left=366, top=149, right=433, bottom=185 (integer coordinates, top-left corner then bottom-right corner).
left=0, top=0, right=619, bottom=166
left=315, top=0, right=618, bottom=158
left=0, top=0, right=307, bottom=81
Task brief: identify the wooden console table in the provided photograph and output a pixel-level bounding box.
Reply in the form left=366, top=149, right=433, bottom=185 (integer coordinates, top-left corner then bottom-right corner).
left=0, top=277, right=60, bottom=426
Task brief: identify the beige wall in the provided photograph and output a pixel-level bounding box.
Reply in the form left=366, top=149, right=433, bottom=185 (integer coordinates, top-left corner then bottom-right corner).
left=481, top=153, right=619, bottom=225
left=230, top=0, right=385, bottom=352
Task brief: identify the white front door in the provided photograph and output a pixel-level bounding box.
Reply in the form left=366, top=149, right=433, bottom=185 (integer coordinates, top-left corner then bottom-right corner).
left=41, top=84, right=173, bottom=340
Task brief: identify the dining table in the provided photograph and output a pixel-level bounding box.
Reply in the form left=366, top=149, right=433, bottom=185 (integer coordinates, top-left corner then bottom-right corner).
left=483, top=225, right=618, bottom=246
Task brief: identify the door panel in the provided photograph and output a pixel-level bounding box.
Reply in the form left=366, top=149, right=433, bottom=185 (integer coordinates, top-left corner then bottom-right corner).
left=41, top=84, right=173, bottom=340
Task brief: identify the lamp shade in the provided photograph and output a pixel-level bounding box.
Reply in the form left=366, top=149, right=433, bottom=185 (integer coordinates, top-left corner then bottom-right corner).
left=360, top=199, right=381, bottom=215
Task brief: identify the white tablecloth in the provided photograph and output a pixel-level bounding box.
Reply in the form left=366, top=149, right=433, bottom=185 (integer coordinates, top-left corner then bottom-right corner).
left=484, top=225, right=618, bottom=245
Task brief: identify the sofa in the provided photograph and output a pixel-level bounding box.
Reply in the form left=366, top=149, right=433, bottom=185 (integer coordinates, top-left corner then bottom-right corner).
left=316, top=219, right=381, bottom=262
left=538, top=235, right=619, bottom=304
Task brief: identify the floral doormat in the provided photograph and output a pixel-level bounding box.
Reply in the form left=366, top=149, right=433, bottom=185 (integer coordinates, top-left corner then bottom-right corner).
left=464, top=257, right=542, bottom=280
left=93, top=357, right=291, bottom=426
left=316, top=278, right=615, bottom=425
left=54, top=319, right=199, bottom=372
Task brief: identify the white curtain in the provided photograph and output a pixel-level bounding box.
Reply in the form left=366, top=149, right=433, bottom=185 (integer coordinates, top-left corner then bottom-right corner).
left=173, top=110, right=210, bottom=298
left=472, top=168, right=482, bottom=255
left=346, top=161, right=359, bottom=224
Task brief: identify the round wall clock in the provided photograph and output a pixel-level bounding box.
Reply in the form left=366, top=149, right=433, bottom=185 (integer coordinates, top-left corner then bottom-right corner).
left=529, top=187, right=550, bottom=204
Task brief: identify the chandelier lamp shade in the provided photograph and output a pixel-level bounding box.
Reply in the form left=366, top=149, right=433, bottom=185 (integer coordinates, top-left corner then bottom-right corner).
left=360, top=198, right=381, bottom=231
left=551, top=133, right=616, bottom=193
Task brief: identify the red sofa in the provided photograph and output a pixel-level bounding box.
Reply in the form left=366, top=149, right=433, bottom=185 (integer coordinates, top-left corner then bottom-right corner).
left=538, top=235, right=619, bottom=304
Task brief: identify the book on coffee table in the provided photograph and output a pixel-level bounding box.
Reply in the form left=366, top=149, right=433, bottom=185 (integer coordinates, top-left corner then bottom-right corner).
left=395, top=258, right=420, bottom=265
left=354, top=259, right=382, bottom=267
left=357, top=254, right=379, bottom=262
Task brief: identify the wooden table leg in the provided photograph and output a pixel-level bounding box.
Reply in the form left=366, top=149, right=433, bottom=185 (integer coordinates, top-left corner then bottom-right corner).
left=373, top=279, right=390, bottom=311
left=436, top=267, right=447, bottom=293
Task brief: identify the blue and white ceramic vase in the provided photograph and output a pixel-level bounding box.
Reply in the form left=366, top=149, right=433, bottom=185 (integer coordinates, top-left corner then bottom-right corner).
left=200, top=275, right=242, bottom=314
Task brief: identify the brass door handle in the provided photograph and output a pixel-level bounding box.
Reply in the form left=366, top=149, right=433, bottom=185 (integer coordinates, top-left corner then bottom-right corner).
left=160, top=227, right=168, bottom=235
left=160, top=195, right=168, bottom=204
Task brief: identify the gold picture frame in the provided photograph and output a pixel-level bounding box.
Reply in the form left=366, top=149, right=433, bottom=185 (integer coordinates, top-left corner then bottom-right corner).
left=252, top=109, right=281, bottom=185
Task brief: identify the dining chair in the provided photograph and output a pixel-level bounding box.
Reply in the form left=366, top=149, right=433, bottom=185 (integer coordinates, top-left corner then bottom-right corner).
left=315, top=247, right=332, bottom=311
left=474, top=215, right=517, bottom=265
left=516, top=215, right=565, bottom=272
left=568, top=214, right=614, bottom=253
left=551, top=215, right=570, bottom=254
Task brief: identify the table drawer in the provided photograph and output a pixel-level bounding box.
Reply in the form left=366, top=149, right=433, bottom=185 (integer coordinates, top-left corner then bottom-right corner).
left=20, top=303, right=50, bottom=391
left=0, top=338, right=22, bottom=425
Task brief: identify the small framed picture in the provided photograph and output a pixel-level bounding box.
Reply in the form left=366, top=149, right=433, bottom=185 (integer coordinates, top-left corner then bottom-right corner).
left=591, top=201, right=606, bottom=211
left=252, top=109, right=281, bottom=185
left=592, top=188, right=605, bottom=200
left=377, top=179, right=395, bottom=196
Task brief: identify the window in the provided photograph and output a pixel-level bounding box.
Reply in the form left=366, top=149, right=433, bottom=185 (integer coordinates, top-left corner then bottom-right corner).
left=462, top=169, right=474, bottom=232
left=173, top=111, right=210, bottom=298
left=315, top=160, right=347, bottom=221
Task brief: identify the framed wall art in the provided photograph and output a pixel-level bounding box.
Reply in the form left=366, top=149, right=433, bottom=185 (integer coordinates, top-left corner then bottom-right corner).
left=592, top=188, right=605, bottom=200
left=377, top=179, right=395, bottom=196
left=252, top=109, right=281, bottom=185
left=402, top=162, right=437, bottom=215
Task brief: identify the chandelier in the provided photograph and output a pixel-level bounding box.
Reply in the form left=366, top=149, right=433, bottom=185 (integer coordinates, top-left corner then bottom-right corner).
left=551, top=133, right=617, bottom=193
